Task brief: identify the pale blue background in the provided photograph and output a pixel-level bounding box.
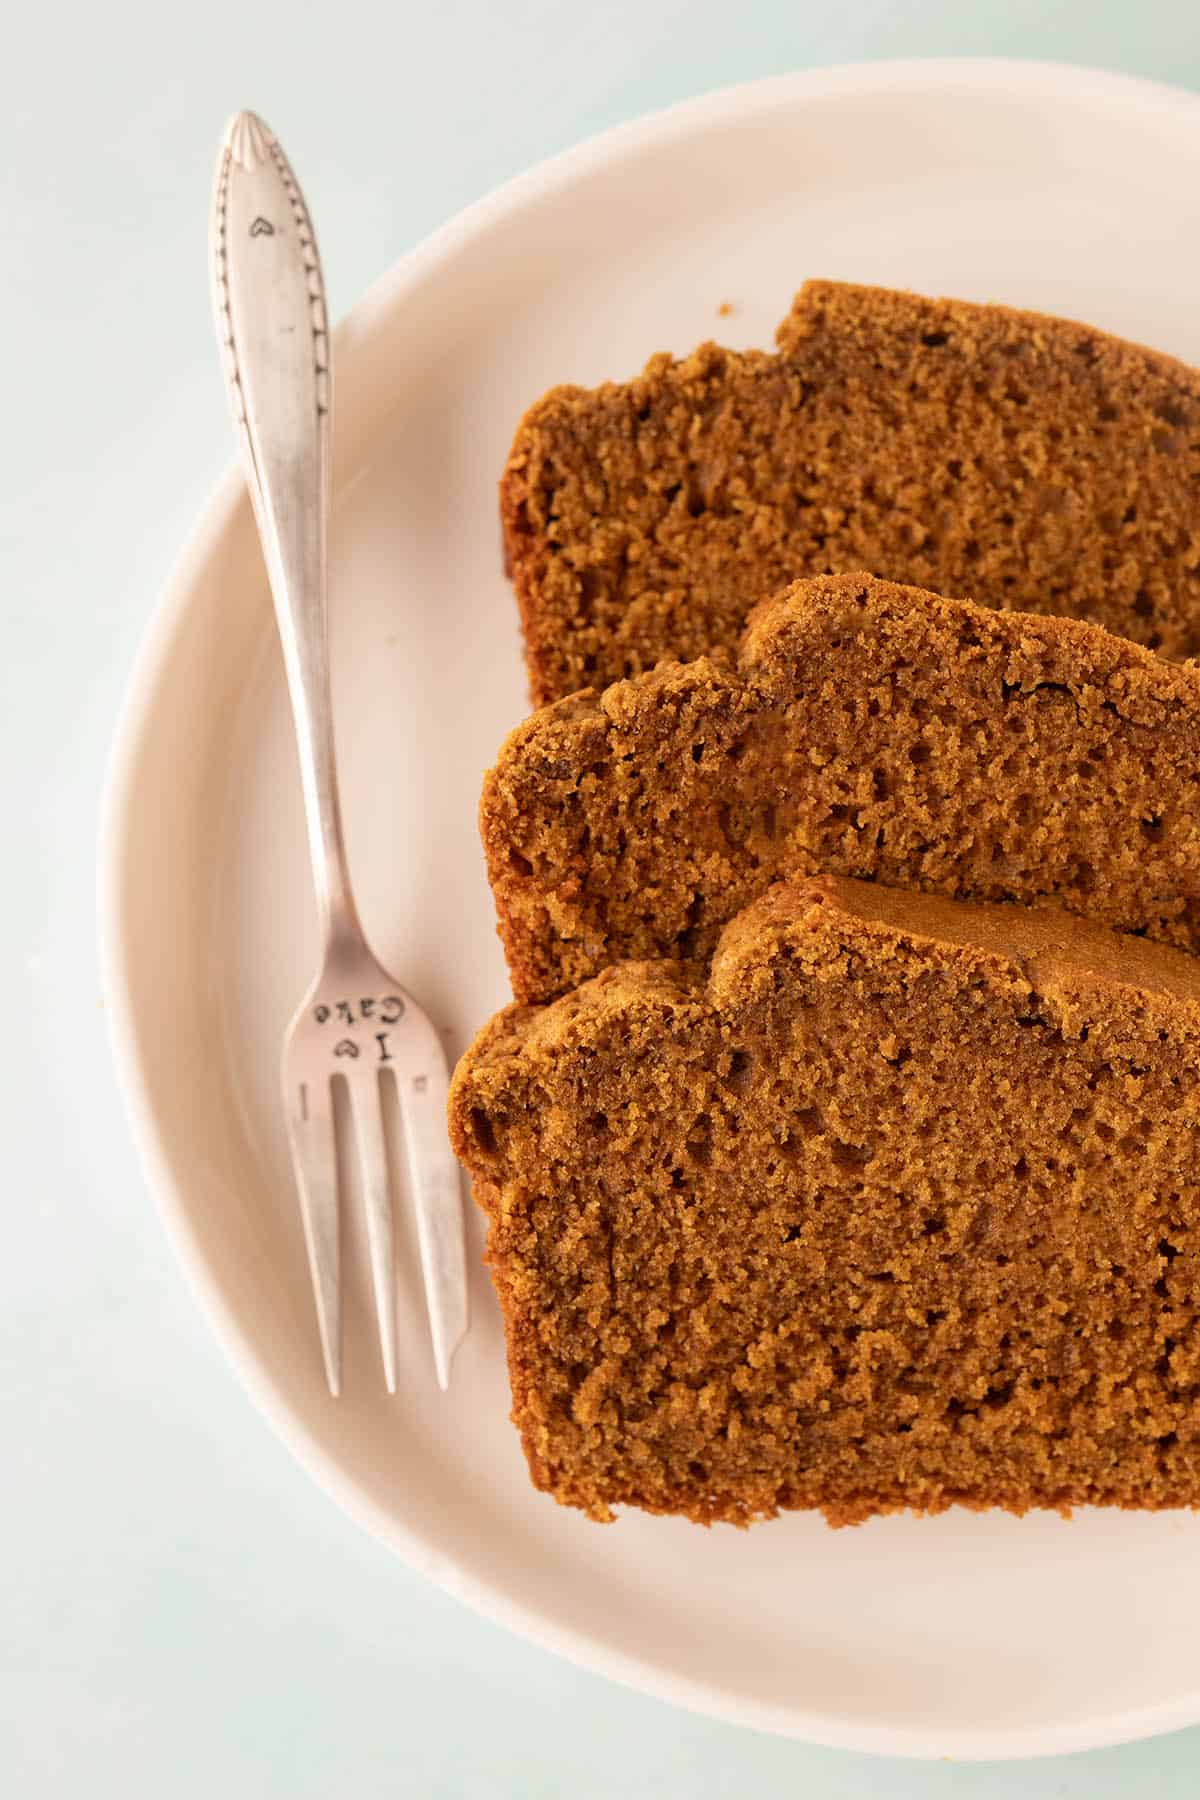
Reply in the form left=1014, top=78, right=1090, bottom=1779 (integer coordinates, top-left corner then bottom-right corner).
left=8, top=3, right=1200, bottom=1794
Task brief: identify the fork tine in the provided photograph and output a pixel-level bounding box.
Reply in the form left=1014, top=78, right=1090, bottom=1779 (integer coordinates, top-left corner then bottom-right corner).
left=391, top=1064, right=468, bottom=1392
left=345, top=1071, right=398, bottom=1394
left=285, top=1077, right=341, bottom=1398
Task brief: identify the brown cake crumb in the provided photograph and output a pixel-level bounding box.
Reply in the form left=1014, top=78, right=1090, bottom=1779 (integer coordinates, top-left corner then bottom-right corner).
left=484, top=572, right=1200, bottom=1003
left=449, top=876, right=1200, bottom=1527
left=501, top=280, right=1200, bottom=704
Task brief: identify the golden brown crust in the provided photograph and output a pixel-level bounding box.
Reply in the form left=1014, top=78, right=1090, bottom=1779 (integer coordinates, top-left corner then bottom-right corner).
left=483, top=572, right=1200, bottom=1003
left=449, top=877, right=1200, bottom=1527
left=501, top=280, right=1200, bottom=704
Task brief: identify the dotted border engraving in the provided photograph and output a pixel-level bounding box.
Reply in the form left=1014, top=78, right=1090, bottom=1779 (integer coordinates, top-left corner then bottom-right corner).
left=213, top=112, right=331, bottom=421
left=212, top=147, right=244, bottom=424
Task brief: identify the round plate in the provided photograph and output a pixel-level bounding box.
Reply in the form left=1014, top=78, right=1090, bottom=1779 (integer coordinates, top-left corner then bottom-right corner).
left=102, top=61, right=1200, bottom=1759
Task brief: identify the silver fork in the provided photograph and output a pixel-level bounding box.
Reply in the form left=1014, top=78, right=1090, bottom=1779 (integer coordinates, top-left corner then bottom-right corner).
left=209, top=110, right=468, bottom=1395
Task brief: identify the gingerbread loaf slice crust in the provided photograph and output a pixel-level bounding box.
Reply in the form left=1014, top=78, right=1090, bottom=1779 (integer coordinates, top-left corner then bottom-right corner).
left=483, top=572, right=1200, bottom=1004
left=449, top=875, right=1200, bottom=1527
left=502, top=279, right=1200, bottom=704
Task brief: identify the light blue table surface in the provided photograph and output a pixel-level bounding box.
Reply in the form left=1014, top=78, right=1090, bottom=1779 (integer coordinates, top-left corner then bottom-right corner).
left=10, top=3, right=1200, bottom=1794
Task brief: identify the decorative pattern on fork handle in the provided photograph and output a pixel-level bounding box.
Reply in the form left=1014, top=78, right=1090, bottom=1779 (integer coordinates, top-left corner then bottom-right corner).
left=212, top=117, right=330, bottom=428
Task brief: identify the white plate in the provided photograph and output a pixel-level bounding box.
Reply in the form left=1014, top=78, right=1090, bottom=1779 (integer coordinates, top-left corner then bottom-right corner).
left=102, top=61, right=1200, bottom=1760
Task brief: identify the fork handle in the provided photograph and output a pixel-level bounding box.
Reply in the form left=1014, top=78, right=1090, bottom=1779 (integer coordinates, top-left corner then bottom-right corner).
left=211, top=112, right=360, bottom=947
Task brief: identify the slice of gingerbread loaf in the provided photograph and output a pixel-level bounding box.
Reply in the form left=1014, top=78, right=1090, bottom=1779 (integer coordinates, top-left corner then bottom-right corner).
left=449, top=874, right=1200, bottom=1528
left=483, top=572, right=1200, bottom=1004
left=502, top=279, right=1200, bottom=704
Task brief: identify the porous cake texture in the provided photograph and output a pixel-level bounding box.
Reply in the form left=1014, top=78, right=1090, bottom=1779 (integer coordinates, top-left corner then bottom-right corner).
left=484, top=573, right=1200, bottom=1003
left=449, top=877, right=1200, bottom=1527
left=502, top=281, right=1200, bottom=704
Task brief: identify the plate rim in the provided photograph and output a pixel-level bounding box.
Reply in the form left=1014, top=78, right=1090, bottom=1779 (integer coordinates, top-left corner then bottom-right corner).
left=100, top=57, right=1200, bottom=1761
